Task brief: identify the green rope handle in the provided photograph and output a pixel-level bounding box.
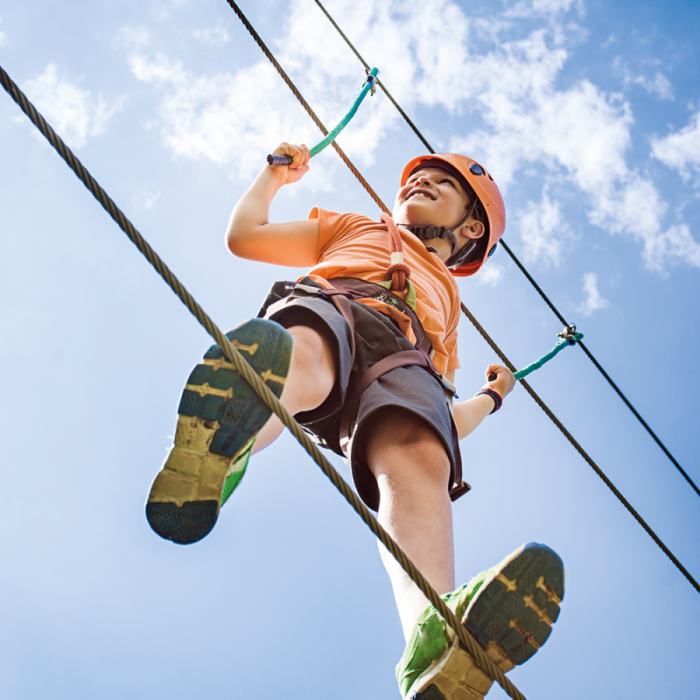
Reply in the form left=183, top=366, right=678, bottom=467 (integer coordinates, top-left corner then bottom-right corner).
left=267, top=67, right=379, bottom=165
left=514, top=327, right=584, bottom=381
left=489, top=326, right=583, bottom=382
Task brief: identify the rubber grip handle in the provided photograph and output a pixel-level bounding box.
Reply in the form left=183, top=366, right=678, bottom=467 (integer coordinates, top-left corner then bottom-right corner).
left=488, top=373, right=497, bottom=382
left=267, top=154, right=293, bottom=165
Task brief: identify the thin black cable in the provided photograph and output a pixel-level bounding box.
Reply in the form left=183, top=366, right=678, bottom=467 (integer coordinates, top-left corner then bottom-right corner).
left=224, top=0, right=389, bottom=213
left=499, top=239, right=699, bottom=497
left=311, top=0, right=699, bottom=499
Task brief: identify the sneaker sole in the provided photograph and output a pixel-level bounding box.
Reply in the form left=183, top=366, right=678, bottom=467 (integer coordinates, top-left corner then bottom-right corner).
left=146, top=319, right=292, bottom=544
left=411, top=543, right=564, bottom=700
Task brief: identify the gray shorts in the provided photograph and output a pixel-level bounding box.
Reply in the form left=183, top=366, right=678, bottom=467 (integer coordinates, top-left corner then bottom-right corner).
left=266, top=291, right=466, bottom=511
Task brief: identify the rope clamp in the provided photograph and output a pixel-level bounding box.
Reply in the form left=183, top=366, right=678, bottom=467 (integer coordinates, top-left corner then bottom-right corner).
left=558, top=324, right=581, bottom=346
left=365, top=68, right=378, bottom=96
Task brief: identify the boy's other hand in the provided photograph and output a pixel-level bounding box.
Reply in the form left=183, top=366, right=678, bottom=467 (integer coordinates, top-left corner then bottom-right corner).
left=483, top=364, right=516, bottom=398
left=269, top=142, right=311, bottom=184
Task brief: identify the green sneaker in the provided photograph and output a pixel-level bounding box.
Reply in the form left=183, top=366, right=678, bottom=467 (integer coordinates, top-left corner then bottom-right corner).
left=146, top=318, right=293, bottom=544
left=397, top=543, right=564, bottom=699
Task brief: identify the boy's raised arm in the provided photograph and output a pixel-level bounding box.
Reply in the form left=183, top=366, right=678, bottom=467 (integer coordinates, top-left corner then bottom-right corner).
left=226, top=143, right=321, bottom=268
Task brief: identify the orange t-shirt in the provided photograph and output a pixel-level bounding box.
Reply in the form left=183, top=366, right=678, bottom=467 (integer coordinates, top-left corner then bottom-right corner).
left=305, top=208, right=461, bottom=374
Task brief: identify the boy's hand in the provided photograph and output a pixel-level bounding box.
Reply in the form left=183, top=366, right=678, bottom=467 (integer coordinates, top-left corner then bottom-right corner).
left=483, top=364, right=516, bottom=398
left=268, top=142, right=311, bottom=185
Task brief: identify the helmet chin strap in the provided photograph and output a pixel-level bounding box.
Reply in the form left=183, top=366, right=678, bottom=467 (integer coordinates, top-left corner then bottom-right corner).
left=399, top=198, right=479, bottom=268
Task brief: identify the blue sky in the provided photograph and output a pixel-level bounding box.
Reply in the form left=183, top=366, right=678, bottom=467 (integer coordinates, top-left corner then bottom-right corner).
left=1, top=1, right=699, bottom=698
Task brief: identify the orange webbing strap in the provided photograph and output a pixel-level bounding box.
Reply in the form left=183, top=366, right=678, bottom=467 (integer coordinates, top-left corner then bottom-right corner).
left=381, top=213, right=411, bottom=292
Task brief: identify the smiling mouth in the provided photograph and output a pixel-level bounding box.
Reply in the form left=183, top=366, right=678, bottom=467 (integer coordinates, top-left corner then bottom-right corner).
left=407, top=190, right=435, bottom=201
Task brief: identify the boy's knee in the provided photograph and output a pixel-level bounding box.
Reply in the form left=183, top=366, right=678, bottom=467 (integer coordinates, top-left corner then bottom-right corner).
left=285, top=324, right=337, bottom=408
left=364, top=408, right=451, bottom=488
left=287, top=325, right=333, bottom=371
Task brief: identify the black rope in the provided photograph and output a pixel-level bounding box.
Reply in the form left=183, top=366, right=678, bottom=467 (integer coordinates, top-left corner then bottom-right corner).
left=498, top=238, right=699, bottom=496
left=311, top=0, right=699, bottom=499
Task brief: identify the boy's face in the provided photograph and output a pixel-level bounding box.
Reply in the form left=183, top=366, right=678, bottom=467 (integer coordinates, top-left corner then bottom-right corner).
left=393, top=166, right=485, bottom=263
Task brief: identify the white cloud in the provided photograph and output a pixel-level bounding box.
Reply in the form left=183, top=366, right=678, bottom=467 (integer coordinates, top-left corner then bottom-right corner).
left=517, top=188, right=573, bottom=267
left=613, top=57, right=674, bottom=101
left=154, top=0, right=188, bottom=22
left=191, top=22, right=230, bottom=47
left=123, top=35, right=331, bottom=182
left=577, top=272, right=609, bottom=316
left=643, top=224, right=700, bottom=270
left=476, top=262, right=505, bottom=286
left=120, top=11, right=402, bottom=182
left=23, top=64, right=124, bottom=149
left=445, top=16, right=699, bottom=272
left=651, top=110, right=700, bottom=182
left=626, top=71, right=673, bottom=101
left=505, top=0, right=583, bottom=20
left=0, top=18, right=6, bottom=47
left=134, top=187, right=162, bottom=210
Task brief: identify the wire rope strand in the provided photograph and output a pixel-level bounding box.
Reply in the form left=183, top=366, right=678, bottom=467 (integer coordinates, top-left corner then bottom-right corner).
left=576, top=339, right=700, bottom=497
left=460, top=302, right=700, bottom=595
left=311, top=0, right=698, bottom=499
left=0, top=61, right=527, bottom=700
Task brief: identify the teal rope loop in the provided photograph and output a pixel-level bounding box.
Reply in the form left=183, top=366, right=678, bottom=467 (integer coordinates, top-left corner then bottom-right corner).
left=267, top=67, right=379, bottom=165
left=514, top=326, right=583, bottom=381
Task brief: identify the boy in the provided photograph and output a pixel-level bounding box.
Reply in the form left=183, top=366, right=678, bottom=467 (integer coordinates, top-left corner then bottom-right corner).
left=146, top=143, right=564, bottom=700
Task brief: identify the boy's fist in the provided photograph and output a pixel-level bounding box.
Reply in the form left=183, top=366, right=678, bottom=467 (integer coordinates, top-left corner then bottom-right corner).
left=268, top=142, right=310, bottom=184
left=483, top=364, right=516, bottom=398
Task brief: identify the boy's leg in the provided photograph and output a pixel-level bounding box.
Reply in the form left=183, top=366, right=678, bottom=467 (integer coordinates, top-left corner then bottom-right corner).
left=363, top=407, right=456, bottom=641
left=252, top=324, right=337, bottom=452
left=147, top=320, right=336, bottom=544
left=361, top=402, right=565, bottom=699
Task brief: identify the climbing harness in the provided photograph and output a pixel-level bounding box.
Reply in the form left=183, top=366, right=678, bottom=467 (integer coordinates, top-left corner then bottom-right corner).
left=267, top=67, right=378, bottom=166
left=381, top=212, right=412, bottom=293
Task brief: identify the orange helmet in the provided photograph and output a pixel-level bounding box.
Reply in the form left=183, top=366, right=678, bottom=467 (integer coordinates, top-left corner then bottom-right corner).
left=400, top=154, right=506, bottom=276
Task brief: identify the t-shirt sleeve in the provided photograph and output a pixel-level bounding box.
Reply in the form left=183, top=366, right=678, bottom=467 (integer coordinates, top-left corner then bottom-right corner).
left=443, top=298, right=461, bottom=371
left=308, top=208, right=350, bottom=264
left=445, top=327, right=460, bottom=371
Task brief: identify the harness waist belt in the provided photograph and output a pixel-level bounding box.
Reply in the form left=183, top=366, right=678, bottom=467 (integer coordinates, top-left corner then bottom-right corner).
left=326, top=277, right=432, bottom=355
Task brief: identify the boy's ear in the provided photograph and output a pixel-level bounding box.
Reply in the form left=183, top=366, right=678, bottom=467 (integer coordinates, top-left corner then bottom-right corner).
left=462, top=220, right=485, bottom=240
